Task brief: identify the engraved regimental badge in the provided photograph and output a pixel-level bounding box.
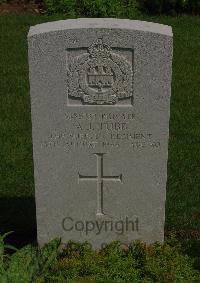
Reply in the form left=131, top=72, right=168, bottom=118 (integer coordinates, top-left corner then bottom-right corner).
left=67, top=38, right=133, bottom=105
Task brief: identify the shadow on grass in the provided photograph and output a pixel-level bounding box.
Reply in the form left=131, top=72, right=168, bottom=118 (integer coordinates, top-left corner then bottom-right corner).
left=0, top=197, right=37, bottom=247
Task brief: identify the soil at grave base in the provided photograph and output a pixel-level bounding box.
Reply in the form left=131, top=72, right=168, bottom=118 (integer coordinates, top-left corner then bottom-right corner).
left=0, top=0, right=44, bottom=15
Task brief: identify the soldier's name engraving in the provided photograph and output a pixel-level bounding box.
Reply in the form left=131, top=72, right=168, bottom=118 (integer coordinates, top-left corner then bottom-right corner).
left=74, top=121, right=128, bottom=131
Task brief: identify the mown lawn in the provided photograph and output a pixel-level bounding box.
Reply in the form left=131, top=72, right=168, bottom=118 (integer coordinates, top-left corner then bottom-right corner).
left=0, top=14, right=200, bottom=246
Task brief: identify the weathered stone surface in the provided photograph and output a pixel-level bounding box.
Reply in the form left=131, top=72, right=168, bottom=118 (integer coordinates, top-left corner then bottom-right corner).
left=28, top=18, right=173, bottom=248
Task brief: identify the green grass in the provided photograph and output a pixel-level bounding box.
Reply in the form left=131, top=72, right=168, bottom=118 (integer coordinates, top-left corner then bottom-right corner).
left=0, top=14, right=200, bottom=244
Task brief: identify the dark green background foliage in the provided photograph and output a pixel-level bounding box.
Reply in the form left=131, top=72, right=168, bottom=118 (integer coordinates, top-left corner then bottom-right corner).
left=139, top=0, right=200, bottom=15
left=0, top=0, right=200, bottom=14
left=42, top=0, right=200, bottom=15
left=43, top=0, right=140, bottom=17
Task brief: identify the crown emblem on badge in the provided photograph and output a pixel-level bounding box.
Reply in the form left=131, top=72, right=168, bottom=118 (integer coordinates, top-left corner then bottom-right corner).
left=88, top=38, right=111, bottom=58
left=67, top=38, right=133, bottom=105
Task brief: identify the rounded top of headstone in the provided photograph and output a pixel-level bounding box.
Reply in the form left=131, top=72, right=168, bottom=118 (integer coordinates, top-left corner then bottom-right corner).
left=28, top=18, right=172, bottom=38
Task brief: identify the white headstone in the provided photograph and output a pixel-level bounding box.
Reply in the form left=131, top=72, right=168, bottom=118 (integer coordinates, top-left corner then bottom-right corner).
left=28, top=18, right=173, bottom=248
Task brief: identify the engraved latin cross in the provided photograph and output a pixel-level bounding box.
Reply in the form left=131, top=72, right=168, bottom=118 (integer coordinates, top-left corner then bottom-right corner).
left=78, top=153, right=122, bottom=216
